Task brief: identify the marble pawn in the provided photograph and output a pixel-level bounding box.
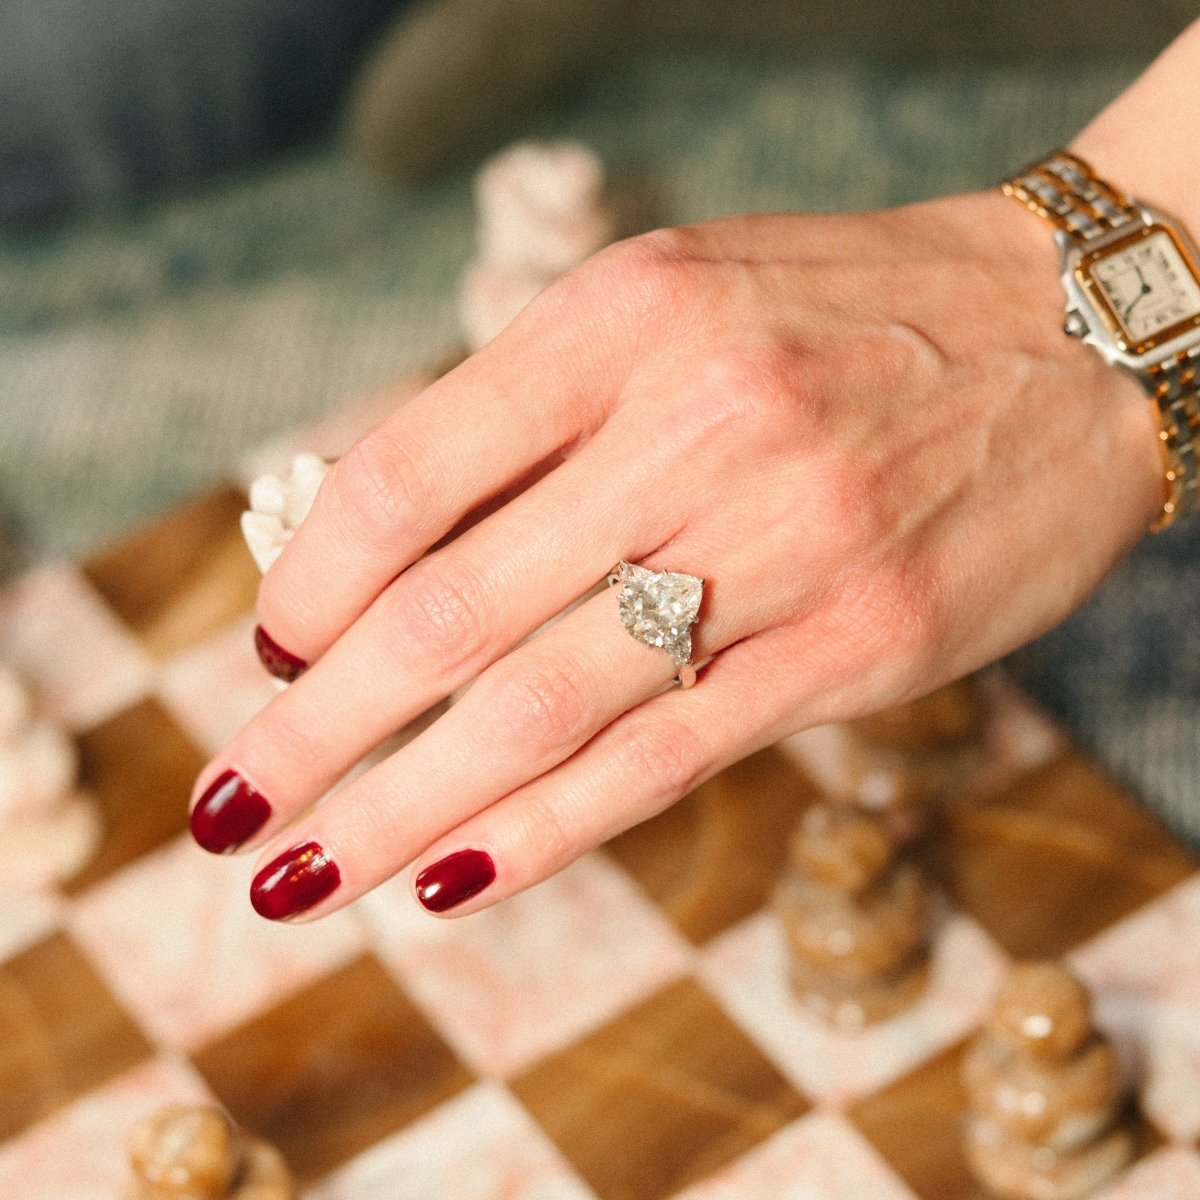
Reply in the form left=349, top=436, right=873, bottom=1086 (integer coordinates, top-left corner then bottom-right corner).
left=458, top=139, right=615, bottom=350
left=0, top=663, right=101, bottom=889
left=962, top=961, right=1134, bottom=1200
left=240, top=453, right=329, bottom=575
left=773, top=802, right=930, bottom=1029
left=124, top=1105, right=295, bottom=1200
left=843, top=678, right=988, bottom=840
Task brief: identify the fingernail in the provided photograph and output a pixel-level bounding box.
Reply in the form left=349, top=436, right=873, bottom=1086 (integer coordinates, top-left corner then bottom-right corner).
left=250, top=842, right=341, bottom=920
left=254, top=625, right=307, bottom=682
left=415, top=849, right=496, bottom=913
left=190, top=769, right=272, bottom=854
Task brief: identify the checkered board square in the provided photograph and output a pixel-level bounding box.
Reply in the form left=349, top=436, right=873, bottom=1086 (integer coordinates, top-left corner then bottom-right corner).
left=2, top=376, right=1199, bottom=1200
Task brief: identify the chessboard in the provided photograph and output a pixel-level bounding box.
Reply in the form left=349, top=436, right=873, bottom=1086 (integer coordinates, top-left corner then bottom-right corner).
left=3, top=373, right=1200, bottom=1200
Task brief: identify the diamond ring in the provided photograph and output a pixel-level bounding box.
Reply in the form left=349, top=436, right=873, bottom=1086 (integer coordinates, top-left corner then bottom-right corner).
left=608, top=561, right=704, bottom=688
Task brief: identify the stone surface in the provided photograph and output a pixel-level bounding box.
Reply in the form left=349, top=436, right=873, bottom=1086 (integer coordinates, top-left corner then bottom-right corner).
left=459, top=139, right=615, bottom=350
left=961, top=962, right=1133, bottom=1200
left=774, top=804, right=930, bottom=1030
left=0, top=662, right=102, bottom=889
left=124, top=1102, right=296, bottom=1199
left=240, top=453, right=329, bottom=574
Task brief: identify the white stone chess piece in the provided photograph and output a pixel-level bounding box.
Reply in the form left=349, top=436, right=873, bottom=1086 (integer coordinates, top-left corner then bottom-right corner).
left=459, top=139, right=616, bottom=351
left=0, top=664, right=102, bottom=889
left=240, top=453, right=329, bottom=574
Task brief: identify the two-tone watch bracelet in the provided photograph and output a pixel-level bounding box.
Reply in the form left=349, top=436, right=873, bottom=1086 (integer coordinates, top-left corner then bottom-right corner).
left=1003, top=150, right=1200, bottom=531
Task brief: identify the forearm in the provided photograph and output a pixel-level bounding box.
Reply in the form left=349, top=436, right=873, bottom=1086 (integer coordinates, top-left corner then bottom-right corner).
left=1071, top=17, right=1200, bottom=229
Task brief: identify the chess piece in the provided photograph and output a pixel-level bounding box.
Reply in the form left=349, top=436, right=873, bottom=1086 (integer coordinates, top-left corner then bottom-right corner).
left=843, top=677, right=988, bottom=839
left=458, top=139, right=615, bottom=350
left=773, top=803, right=930, bottom=1029
left=0, top=663, right=102, bottom=889
left=962, top=962, right=1134, bottom=1200
left=125, top=1104, right=295, bottom=1200
left=240, top=453, right=330, bottom=575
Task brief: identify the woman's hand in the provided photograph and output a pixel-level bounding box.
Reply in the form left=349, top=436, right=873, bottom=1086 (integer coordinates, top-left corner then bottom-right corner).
left=189, top=189, right=1163, bottom=920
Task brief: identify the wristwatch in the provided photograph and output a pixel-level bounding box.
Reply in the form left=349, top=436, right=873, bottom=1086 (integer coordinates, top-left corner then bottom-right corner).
left=1002, top=150, right=1200, bottom=530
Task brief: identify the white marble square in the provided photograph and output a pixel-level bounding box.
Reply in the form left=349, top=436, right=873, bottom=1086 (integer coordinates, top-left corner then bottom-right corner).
left=0, top=884, right=62, bottom=963
left=157, top=613, right=280, bottom=754
left=1070, top=872, right=1200, bottom=1143
left=69, top=834, right=365, bottom=1050
left=698, top=904, right=1007, bottom=1106
left=669, top=1112, right=917, bottom=1200
left=0, top=1056, right=214, bottom=1200
left=1093, top=1147, right=1200, bottom=1200
left=0, top=565, right=155, bottom=731
left=306, top=1081, right=596, bottom=1200
left=358, top=852, right=694, bottom=1078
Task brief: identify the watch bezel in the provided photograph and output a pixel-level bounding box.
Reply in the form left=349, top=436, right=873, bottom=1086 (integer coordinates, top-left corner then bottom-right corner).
left=1072, top=220, right=1200, bottom=358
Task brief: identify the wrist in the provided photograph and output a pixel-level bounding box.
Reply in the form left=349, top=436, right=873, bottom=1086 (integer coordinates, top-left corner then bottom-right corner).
left=976, top=184, right=1168, bottom=538
left=1069, top=18, right=1200, bottom=235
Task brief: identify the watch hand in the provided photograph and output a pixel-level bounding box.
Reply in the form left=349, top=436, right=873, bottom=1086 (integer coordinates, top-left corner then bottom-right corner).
left=1122, top=283, right=1151, bottom=322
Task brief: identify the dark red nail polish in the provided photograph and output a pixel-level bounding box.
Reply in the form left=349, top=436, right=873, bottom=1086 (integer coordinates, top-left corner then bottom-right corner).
left=190, top=770, right=272, bottom=854
left=250, top=842, right=340, bottom=920
left=254, top=625, right=307, bottom=682
left=415, top=849, right=496, bottom=913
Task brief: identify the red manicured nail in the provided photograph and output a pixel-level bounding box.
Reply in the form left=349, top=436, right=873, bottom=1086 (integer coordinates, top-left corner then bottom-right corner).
left=250, top=842, right=341, bottom=920
left=415, top=849, right=496, bottom=913
left=190, top=769, right=272, bottom=855
left=254, top=625, right=307, bottom=682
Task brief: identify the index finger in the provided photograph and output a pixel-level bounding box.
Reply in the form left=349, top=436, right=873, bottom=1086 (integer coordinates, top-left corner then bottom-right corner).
left=254, top=265, right=635, bottom=675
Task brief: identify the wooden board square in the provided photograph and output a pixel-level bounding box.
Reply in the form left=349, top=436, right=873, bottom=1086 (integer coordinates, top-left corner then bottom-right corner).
left=919, top=751, right=1197, bottom=959
left=605, top=747, right=818, bottom=944
left=0, top=932, right=153, bottom=1142
left=190, top=954, right=473, bottom=1183
left=65, top=697, right=205, bottom=894
left=82, top=483, right=260, bottom=659
left=510, top=976, right=810, bottom=1200
left=848, top=1040, right=979, bottom=1200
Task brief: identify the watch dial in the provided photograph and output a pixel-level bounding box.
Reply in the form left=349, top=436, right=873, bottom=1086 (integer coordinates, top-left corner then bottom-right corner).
left=1090, top=230, right=1200, bottom=344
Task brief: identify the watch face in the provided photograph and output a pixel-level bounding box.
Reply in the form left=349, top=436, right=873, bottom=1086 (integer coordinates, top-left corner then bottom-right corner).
left=1086, top=227, right=1200, bottom=348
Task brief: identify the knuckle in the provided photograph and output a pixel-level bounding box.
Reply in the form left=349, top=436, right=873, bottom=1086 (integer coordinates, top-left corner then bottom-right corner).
left=255, top=567, right=321, bottom=648
left=326, top=429, right=429, bottom=542
left=391, top=560, right=494, bottom=674
left=672, top=343, right=816, bottom=459
left=512, top=790, right=574, bottom=870
left=578, top=230, right=700, bottom=322
left=702, top=343, right=803, bottom=420
left=614, top=716, right=708, bottom=805
left=252, top=703, right=324, bottom=781
left=490, top=661, right=593, bottom=757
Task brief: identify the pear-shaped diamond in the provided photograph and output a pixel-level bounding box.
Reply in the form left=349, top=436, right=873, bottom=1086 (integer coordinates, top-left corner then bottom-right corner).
left=615, top=561, right=704, bottom=666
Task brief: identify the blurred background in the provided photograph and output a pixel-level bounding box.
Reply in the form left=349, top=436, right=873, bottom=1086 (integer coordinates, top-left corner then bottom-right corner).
left=1, top=0, right=1198, bottom=840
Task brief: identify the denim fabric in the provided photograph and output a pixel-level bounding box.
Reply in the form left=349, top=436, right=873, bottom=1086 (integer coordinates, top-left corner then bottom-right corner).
left=0, top=0, right=402, bottom=229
